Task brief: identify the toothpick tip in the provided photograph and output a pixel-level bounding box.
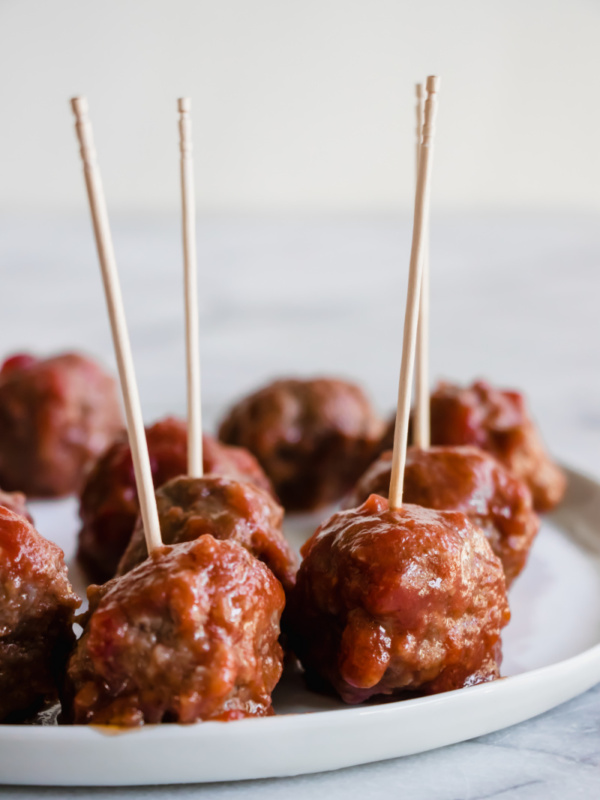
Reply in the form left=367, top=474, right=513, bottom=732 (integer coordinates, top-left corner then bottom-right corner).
left=426, top=75, right=440, bottom=93
left=178, top=97, right=191, bottom=112
left=70, top=96, right=88, bottom=115
left=416, top=83, right=424, bottom=98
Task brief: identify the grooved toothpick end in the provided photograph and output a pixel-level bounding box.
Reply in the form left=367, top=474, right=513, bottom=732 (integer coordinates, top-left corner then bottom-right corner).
left=178, top=97, right=191, bottom=113
left=426, top=75, right=440, bottom=93
left=416, top=83, right=424, bottom=98
left=71, top=96, right=88, bottom=116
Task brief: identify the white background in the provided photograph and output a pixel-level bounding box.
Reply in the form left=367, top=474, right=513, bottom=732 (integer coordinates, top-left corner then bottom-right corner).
left=1, top=0, right=599, bottom=213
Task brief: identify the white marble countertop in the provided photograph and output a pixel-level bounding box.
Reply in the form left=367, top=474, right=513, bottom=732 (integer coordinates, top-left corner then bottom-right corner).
left=0, top=212, right=599, bottom=798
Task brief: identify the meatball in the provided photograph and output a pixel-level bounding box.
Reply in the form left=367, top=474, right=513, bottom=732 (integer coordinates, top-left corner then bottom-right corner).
left=346, top=446, right=539, bottom=585
left=0, top=488, right=33, bottom=523
left=117, top=474, right=297, bottom=591
left=219, top=377, right=384, bottom=511
left=64, top=536, right=285, bottom=725
left=0, top=506, right=79, bottom=721
left=77, top=416, right=275, bottom=583
left=0, top=352, right=123, bottom=497
left=287, top=495, right=510, bottom=704
left=377, top=415, right=396, bottom=455
left=430, top=380, right=566, bottom=512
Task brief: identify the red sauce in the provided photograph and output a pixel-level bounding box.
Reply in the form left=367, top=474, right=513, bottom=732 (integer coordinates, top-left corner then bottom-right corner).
left=0, top=506, right=79, bottom=721
left=77, top=416, right=275, bottom=583
left=65, top=536, right=285, bottom=725
left=117, top=474, right=297, bottom=591
left=346, top=445, right=539, bottom=585
left=0, top=352, right=123, bottom=497
left=429, top=380, right=566, bottom=512
left=219, top=377, right=384, bottom=510
left=0, top=353, right=38, bottom=375
left=288, top=495, right=510, bottom=704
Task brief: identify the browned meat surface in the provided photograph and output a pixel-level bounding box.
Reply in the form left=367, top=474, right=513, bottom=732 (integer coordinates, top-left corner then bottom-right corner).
left=77, top=416, right=275, bottom=583
left=0, top=506, right=79, bottom=721
left=0, top=488, right=33, bottom=523
left=430, top=380, right=566, bottom=512
left=287, top=495, right=510, bottom=704
left=346, top=446, right=539, bottom=585
left=219, top=377, right=384, bottom=511
left=117, top=474, right=297, bottom=590
left=0, top=352, right=123, bottom=498
left=64, top=536, right=285, bottom=725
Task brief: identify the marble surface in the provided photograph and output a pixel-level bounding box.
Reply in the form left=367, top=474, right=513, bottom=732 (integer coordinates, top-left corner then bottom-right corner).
left=1, top=212, right=599, bottom=798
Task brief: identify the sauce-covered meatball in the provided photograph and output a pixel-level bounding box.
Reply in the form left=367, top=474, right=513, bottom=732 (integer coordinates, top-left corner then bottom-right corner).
left=346, top=446, right=539, bottom=585
left=0, top=488, right=33, bottom=523
left=377, top=415, right=396, bottom=455
left=64, top=536, right=285, bottom=725
left=0, top=506, right=79, bottom=721
left=77, top=416, right=275, bottom=583
left=0, top=352, right=123, bottom=497
left=429, top=380, right=566, bottom=512
left=287, top=495, right=510, bottom=704
left=219, top=378, right=384, bottom=511
left=117, top=474, right=297, bottom=590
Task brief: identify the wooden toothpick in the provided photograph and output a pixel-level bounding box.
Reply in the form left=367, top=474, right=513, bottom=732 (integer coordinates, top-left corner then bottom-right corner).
left=388, top=76, right=440, bottom=509
left=70, top=96, right=162, bottom=553
left=178, top=98, right=203, bottom=478
left=414, top=83, right=424, bottom=186
left=413, top=82, right=431, bottom=450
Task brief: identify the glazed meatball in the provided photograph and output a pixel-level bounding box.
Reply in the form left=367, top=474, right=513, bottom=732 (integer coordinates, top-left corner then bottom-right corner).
left=117, top=474, right=297, bottom=590
left=346, top=446, right=539, bottom=585
left=0, top=506, right=79, bottom=721
left=377, top=415, right=396, bottom=455
left=64, top=536, right=285, bottom=725
left=287, top=495, right=510, bottom=704
left=77, top=416, right=275, bottom=583
left=430, top=380, right=566, bottom=512
left=219, top=377, right=384, bottom=511
left=0, top=352, right=123, bottom=497
left=0, top=488, right=33, bottom=523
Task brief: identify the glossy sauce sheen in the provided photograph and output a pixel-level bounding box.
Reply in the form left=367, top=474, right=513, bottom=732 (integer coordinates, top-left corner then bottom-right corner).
left=346, top=446, right=539, bottom=585
left=77, top=417, right=275, bottom=583
left=0, top=353, right=123, bottom=498
left=117, top=474, right=297, bottom=591
left=65, top=536, right=285, bottom=725
left=288, top=495, right=510, bottom=704
left=0, top=506, right=79, bottom=721
left=430, top=380, right=566, bottom=512
left=219, top=377, right=384, bottom=511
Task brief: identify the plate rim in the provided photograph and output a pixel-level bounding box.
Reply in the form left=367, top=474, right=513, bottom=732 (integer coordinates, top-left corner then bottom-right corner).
left=1, top=463, right=599, bottom=785
left=1, top=638, right=599, bottom=739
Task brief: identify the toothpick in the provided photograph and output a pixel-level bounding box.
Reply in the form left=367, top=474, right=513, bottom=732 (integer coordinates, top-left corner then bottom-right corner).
left=413, top=82, right=431, bottom=450
left=178, top=98, right=203, bottom=478
left=414, top=83, right=425, bottom=186
left=388, top=76, right=440, bottom=509
left=70, top=96, right=162, bottom=553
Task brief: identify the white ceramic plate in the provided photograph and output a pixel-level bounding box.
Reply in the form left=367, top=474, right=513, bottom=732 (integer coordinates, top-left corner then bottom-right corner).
left=1, top=467, right=599, bottom=787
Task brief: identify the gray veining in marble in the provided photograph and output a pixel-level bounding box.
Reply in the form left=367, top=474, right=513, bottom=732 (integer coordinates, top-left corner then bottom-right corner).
left=0, top=212, right=599, bottom=798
